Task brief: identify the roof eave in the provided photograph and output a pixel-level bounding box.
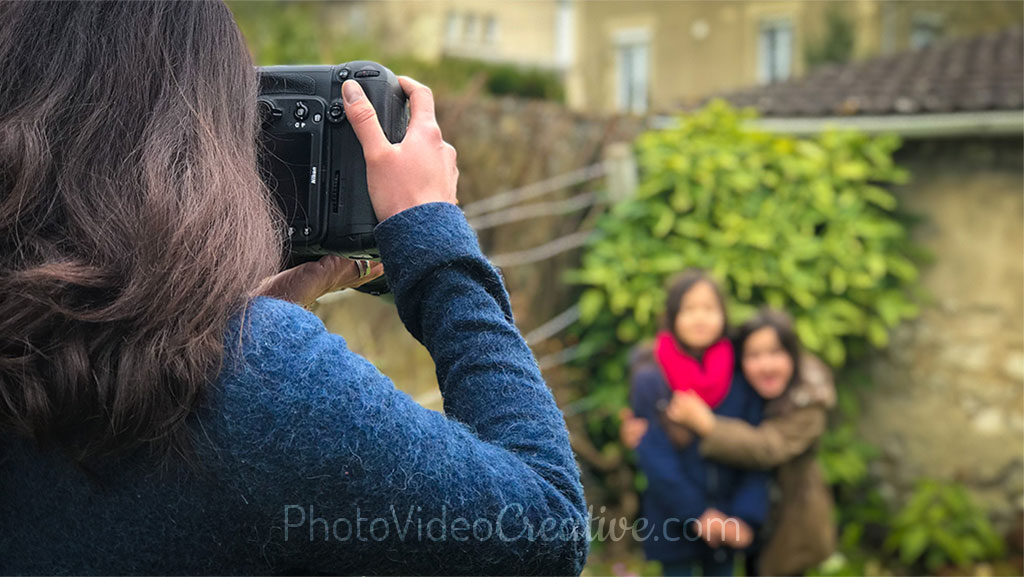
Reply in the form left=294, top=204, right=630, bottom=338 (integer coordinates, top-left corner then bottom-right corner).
left=652, top=110, right=1024, bottom=139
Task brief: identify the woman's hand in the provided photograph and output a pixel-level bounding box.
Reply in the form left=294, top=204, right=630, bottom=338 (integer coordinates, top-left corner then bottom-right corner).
left=253, top=256, right=384, bottom=309
left=698, top=508, right=727, bottom=548
left=665, top=390, right=716, bottom=437
left=618, top=408, right=649, bottom=450
left=342, top=76, right=458, bottom=222
left=698, top=509, right=753, bottom=549
left=719, top=516, right=754, bottom=549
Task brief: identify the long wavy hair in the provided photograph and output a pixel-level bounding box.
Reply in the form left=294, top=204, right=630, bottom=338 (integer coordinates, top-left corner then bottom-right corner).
left=0, top=1, right=283, bottom=463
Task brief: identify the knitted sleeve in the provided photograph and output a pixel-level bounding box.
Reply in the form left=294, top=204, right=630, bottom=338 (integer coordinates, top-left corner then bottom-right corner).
left=214, top=202, right=588, bottom=576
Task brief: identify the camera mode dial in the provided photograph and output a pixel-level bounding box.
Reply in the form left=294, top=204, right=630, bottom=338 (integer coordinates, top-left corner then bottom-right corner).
left=327, top=101, right=345, bottom=124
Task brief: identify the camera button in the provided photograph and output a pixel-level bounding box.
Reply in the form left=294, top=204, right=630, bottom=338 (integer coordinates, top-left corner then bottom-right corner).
left=327, top=102, right=345, bottom=123
left=338, top=68, right=351, bottom=80
left=294, top=101, right=309, bottom=121
left=354, top=69, right=380, bottom=78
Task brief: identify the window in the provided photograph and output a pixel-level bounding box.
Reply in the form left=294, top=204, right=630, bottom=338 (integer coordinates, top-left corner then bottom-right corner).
left=758, top=19, right=793, bottom=84
left=464, top=13, right=479, bottom=44
left=555, top=0, right=575, bottom=68
left=445, top=11, right=460, bottom=45
left=484, top=14, right=498, bottom=45
left=614, top=29, right=650, bottom=115
left=910, top=13, right=944, bottom=50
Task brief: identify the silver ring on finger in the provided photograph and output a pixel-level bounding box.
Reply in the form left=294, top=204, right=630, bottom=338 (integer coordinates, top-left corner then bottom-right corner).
left=356, top=259, right=371, bottom=278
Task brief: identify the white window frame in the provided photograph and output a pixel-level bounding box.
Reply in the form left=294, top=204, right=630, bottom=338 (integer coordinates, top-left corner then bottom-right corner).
left=613, top=27, right=651, bottom=115
left=555, top=0, right=575, bottom=69
left=910, top=12, right=945, bottom=50
left=445, top=10, right=460, bottom=46
left=483, top=14, right=499, bottom=45
left=463, top=13, right=479, bottom=44
left=758, top=17, right=793, bottom=85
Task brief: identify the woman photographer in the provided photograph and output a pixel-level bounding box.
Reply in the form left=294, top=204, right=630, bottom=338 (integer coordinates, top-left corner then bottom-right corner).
left=0, top=2, right=588, bottom=574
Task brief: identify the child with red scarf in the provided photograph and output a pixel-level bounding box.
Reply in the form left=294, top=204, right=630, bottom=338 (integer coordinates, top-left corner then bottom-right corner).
left=627, top=269, right=767, bottom=576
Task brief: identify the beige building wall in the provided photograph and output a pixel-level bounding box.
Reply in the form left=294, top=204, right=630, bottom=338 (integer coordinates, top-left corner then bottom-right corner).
left=326, top=0, right=569, bottom=69
left=567, top=1, right=826, bottom=114
left=439, top=0, right=567, bottom=69
left=568, top=0, right=1022, bottom=114
left=873, top=0, right=1024, bottom=55
left=320, top=0, right=1021, bottom=114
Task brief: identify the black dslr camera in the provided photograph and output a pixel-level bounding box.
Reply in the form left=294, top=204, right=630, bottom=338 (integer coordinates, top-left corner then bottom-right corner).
left=256, top=61, right=409, bottom=295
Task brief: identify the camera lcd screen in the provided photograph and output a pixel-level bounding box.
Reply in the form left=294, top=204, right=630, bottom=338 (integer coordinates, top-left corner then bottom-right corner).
left=259, top=131, right=313, bottom=224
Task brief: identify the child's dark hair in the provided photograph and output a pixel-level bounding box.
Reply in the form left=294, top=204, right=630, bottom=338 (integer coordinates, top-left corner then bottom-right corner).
left=663, top=268, right=729, bottom=344
left=735, top=308, right=802, bottom=388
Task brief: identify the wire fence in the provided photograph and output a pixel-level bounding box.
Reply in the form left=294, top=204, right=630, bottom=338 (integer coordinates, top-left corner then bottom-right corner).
left=321, top=150, right=638, bottom=411
left=460, top=162, right=608, bottom=218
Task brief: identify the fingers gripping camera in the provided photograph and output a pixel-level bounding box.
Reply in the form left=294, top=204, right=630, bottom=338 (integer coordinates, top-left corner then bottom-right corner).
left=256, top=61, right=409, bottom=295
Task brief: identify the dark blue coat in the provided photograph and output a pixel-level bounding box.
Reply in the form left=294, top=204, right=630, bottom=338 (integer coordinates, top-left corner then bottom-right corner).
left=0, top=203, right=589, bottom=575
left=630, top=353, right=768, bottom=564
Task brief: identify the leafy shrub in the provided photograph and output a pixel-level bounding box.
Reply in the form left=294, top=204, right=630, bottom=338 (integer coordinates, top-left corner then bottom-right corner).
left=805, top=5, right=856, bottom=69
left=568, top=101, right=921, bottom=414
left=819, top=372, right=880, bottom=487
left=885, top=480, right=1005, bottom=572
left=480, top=60, right=564, bottom=101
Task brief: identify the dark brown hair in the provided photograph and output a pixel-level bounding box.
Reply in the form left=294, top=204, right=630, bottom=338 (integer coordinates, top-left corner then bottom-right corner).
left=662, top=268, right=728, bottom=354
left=735, top=308, right=802, bottom=389
left=0, top=1, right=283, bottom=463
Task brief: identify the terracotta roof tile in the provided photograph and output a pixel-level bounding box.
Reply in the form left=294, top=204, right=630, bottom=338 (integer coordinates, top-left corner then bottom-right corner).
left=706, top=27, right=1023, bottom=117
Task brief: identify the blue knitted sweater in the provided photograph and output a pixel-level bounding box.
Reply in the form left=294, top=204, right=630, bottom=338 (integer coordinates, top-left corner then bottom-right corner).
left=0, top=202, right=590, bottom=575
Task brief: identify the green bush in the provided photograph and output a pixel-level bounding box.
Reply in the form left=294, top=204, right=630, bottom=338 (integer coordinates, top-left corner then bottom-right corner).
left=568, top=101, right=921, bottom=414
left=885, top=480, right=1005, bottom=572
left=805, top=6, right=856, bottom=69
left=480, top=60, right=564, bottom=101
left=819, top=372, right=880, bottom=487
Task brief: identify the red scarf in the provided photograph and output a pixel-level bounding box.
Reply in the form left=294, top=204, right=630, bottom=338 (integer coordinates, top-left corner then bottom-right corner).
left=654, top=331, right=735, bottom=408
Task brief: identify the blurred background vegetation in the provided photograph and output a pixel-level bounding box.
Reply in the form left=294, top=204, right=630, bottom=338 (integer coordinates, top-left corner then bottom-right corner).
left=232, top=1, right=1024, bottom=575
left=231, top=1, right=564, bottom=101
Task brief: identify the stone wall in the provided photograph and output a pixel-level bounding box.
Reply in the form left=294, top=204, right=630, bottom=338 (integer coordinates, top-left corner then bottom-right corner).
left=862, top=137, right=1024, bottom=524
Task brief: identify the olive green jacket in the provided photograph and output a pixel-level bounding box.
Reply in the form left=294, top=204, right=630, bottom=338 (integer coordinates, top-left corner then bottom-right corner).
left=699, top=354, right=837, bottom=576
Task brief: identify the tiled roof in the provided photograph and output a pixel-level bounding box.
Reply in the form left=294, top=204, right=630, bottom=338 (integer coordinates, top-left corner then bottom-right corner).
left=711, top=27, right=1023, bottom=117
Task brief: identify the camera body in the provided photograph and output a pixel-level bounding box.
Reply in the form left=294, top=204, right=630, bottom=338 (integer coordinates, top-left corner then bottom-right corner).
left=256, top=61, right=408, bottom=294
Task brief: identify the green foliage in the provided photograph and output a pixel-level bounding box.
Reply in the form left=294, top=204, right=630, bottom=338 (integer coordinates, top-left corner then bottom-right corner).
left=477, top=60, right=565, bottom=101
left=813, top=370, right=888, bottom=575
left=570, top=100, right=919, bottom=424
left=229, top=1, right=563, bottom=102
left=806, top=6, right=856, bottom=69
left=819, top=419, right=880, bottom=487
left=819, top=373, right=880, bottom=487
left=885, top=480, right=1005, bottom=572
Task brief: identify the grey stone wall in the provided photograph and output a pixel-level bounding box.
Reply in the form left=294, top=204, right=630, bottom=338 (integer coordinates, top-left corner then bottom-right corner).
left=862, top=137, right=1024, bottom=525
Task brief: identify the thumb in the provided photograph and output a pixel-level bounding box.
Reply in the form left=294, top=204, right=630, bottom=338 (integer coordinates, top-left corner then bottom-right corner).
left=342, top=80, right=389, bottom=159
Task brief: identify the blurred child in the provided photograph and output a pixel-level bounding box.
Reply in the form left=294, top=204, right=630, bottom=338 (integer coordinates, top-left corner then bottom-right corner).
left=662, top=309, right=838, bottom=576
left=628, top=269, right=768, bottom=577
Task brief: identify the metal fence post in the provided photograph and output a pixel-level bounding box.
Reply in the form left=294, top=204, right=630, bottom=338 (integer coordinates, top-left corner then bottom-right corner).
left=603, top=142, right=637, bottom=202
